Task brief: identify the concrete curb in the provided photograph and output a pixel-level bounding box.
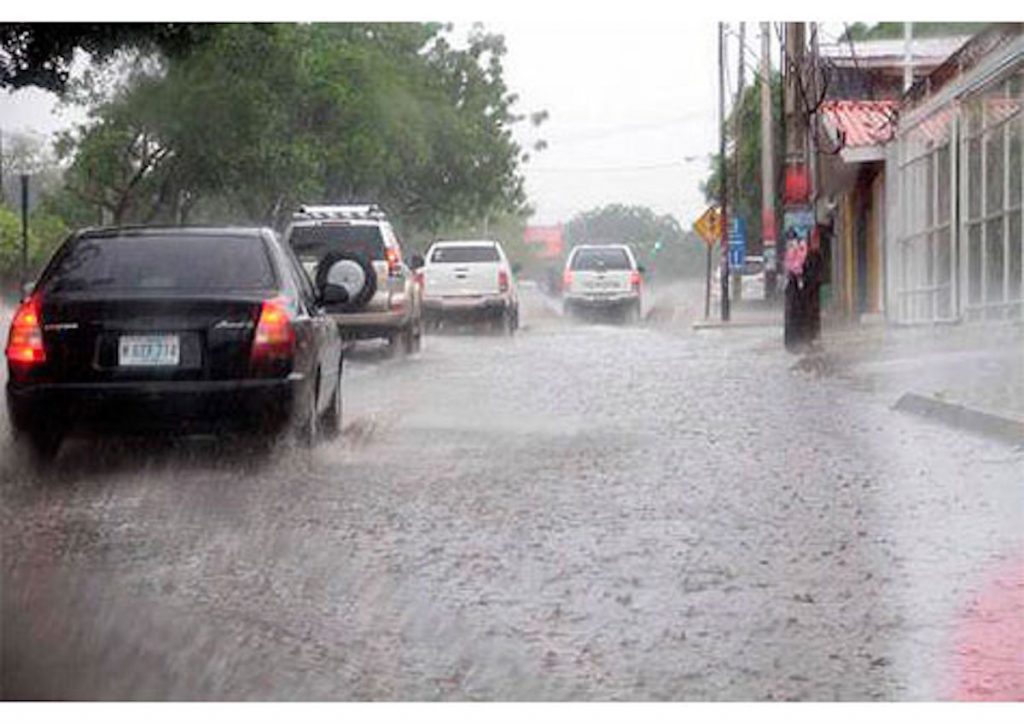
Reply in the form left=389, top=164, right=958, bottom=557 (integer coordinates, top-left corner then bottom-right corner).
left=692, top=320, right=780, bottom=330
left=894, top=392, right=1024, bottom=446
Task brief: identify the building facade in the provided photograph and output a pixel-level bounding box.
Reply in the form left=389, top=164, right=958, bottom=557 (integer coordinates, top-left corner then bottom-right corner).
left=886, top=25, right=1023, bottom=324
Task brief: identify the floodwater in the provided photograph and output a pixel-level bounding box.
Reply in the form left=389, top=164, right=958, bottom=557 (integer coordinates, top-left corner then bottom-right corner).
left=2, top=285, right=1022, bottom=700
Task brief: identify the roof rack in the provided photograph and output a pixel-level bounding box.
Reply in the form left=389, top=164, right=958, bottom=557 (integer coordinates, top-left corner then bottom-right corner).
left=292, top=204, right=389, bottom=221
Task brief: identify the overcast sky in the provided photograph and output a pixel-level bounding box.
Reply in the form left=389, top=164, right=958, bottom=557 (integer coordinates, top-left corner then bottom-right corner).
left=496, top=20, right=722, bottom=227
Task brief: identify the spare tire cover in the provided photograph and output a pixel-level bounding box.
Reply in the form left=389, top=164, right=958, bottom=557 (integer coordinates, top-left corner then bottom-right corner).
left=315, top=250, right=377, bottom=312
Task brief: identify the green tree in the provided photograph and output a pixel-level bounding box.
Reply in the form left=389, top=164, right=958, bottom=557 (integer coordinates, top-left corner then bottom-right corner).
left=700, top=71, right=783, bottom=253
left=0, top=131, right=65, bottom=205
left=53, top=23, right=539, bottom=235
left=564, top=204, right=705, bottom=279
left=0, top=23, right=214, bottom=92
left=0, top=204, right=69, bottom=286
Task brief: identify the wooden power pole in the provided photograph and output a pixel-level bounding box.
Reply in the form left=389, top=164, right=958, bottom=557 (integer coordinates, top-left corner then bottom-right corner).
left=732, top=22, right=746, bottom=303
left=760, top=22, right=777, bottom=298
left=718, top=22, right=730, bottom=322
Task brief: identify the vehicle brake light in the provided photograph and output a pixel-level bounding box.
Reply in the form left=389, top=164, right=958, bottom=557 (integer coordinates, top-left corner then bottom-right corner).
left=498, top=269, right=509, bottom=293
left=563, top=270, right=573, bottom=289
left=630, top=270, right=642, bottom=291
left=5, top=295, right=46, bottom=367
left=251, top=297, right=295, bottom=363
left=386, top=247, right=401, bottom=276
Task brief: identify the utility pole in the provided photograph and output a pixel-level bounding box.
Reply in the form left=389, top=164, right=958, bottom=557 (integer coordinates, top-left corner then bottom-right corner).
left=903, top=22, right=914, bottom=92
left=809, top=23, right=821, bottom=213
left=760, top=22, right=777, bottom=298
left=718, top=22, right=731, bottom=322
left=732, top=22, right=746, bottom=303
left=703, top=219, right=712, bottom=319
left=782, top=22, right=810, bottom=349
left=20, top=174, right=30, bottom=290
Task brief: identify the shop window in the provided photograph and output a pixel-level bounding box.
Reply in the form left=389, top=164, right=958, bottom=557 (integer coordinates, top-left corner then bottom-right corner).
left=968, top=137, right=983, bottom=219
left=986, top=219, right=1004, bottom=305
left=985, top=131, right=1005, bottom=214
left=968, top=224, right=983, bottom=305
left=1009, top=211, right=1022, bottom=308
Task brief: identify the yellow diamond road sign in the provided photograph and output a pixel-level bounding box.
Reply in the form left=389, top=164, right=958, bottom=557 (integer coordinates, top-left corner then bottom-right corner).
left=693, top=206, right=722, bottom=246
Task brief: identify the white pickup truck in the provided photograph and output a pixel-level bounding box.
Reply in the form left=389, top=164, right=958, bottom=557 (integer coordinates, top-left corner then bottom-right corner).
left=421, top=240, right=519, bottom=333
left=562, top=244, right=643, bottom=323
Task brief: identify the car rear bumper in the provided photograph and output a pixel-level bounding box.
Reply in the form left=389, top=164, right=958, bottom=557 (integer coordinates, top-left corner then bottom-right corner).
left=423, top=295, right=510, bottom=320
left=6, top=376, right=302, bottom=435
left=564, top=293, right=639, bottom=308
left=328, top=308, right=412, bottom=339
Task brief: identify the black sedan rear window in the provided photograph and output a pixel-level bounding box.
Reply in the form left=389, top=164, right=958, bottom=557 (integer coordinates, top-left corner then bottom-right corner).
left=287, top=223, right=386, bottom=262
left=571, top=247, right=632, bottom=271
left=430, top=245, right=500, bottom=263
left=42, top=235, right=275, bottom=293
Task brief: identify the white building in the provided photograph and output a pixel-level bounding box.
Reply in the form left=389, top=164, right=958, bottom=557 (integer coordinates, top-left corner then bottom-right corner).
left=886, top=25, right=1023, bottom=324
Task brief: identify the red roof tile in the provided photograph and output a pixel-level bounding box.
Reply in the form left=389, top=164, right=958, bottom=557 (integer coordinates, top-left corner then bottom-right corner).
left=820, top=100, right=899, bottom=148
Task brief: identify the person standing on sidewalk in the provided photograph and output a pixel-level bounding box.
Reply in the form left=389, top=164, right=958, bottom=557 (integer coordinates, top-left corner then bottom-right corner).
left=783, top=233, right=808, bottom=351
left=803, top=227, right=825, bottom=346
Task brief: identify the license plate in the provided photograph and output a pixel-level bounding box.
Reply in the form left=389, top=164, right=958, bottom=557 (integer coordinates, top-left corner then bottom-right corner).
left=586, top=279, right=619, bottom=289
left=118, top=335, right=180, bottom=367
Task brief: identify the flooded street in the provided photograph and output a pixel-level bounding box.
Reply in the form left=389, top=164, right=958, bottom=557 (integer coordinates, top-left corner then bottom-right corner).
left=2, top=286, right=1022, bottom=700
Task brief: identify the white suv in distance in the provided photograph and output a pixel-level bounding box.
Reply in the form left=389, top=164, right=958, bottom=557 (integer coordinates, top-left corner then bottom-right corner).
left=562, top=244, right=643, bottom=323
left=284, top=205, right=424, bottom=353
left=422, top=240, right=519, bottom=333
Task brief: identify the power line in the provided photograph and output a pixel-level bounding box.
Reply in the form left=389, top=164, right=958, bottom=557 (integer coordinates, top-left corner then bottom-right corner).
left=540, top=110, right=716, bottom=146
left=527, top=160, right=707, bottom=173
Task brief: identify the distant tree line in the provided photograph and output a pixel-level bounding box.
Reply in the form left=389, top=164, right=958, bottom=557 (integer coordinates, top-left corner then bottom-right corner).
left=563, top=204, right=706, bottom=279
left=700, top=71, right=784, bottom=254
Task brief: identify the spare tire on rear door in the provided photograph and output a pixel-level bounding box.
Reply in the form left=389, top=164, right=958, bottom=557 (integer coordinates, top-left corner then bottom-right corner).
left=315, top=251, right=377, bottom=312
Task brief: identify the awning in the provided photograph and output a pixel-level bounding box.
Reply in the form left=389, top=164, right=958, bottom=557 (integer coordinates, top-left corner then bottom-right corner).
left=820, top=100, right=899, bottom=163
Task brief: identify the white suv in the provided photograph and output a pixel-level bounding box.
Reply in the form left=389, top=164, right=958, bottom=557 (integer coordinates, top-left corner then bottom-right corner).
left=422, top=240, right=519, bottom=333
left=284, top=205, right=424, bottom=353
left=562, top=244, right=643, bottom=322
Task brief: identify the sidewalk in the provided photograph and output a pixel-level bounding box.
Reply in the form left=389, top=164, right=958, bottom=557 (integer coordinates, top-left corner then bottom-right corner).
left=690, top=301, right=782, bottom=330
left=818, top=319, right=1024, bottom=445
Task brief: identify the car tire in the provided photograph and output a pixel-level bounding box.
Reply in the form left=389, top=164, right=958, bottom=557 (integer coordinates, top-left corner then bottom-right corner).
left=320, top=362, right=343, bottom=440
left=626, top=301, right=641, bottom=325
left=296, top=371, right=320, bottom=447
left=14, top=424, right=64, bottom=464
left=403, top=314, right=423, bottom=354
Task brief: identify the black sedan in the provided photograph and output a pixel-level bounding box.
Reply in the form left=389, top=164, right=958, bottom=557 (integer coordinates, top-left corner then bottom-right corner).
left=5, top=226, right=349, bottom=461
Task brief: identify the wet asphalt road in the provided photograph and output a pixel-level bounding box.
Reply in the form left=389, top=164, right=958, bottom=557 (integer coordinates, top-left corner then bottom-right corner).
left=1, top=285, right=1022, bottom=700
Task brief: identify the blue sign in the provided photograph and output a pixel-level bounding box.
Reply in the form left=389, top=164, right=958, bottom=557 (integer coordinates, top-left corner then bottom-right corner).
left=783, top=208, right=814, bottom=241
left=728, top=218, right=746, bottom=269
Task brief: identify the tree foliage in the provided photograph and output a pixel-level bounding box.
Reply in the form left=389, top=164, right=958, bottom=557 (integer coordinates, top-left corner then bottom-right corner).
left=0, top=23, right=213, bottom=92
left=1, top=131, right=64, bottom=204
left=0, top=204, right=69, bottom=285
left=51, top=23, right=536, bottom=236
left=701, top=71, right=783, bottom=252
left=840, top=22, right=988, bottom=42
left=564, top=204, right=705, bottom=278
